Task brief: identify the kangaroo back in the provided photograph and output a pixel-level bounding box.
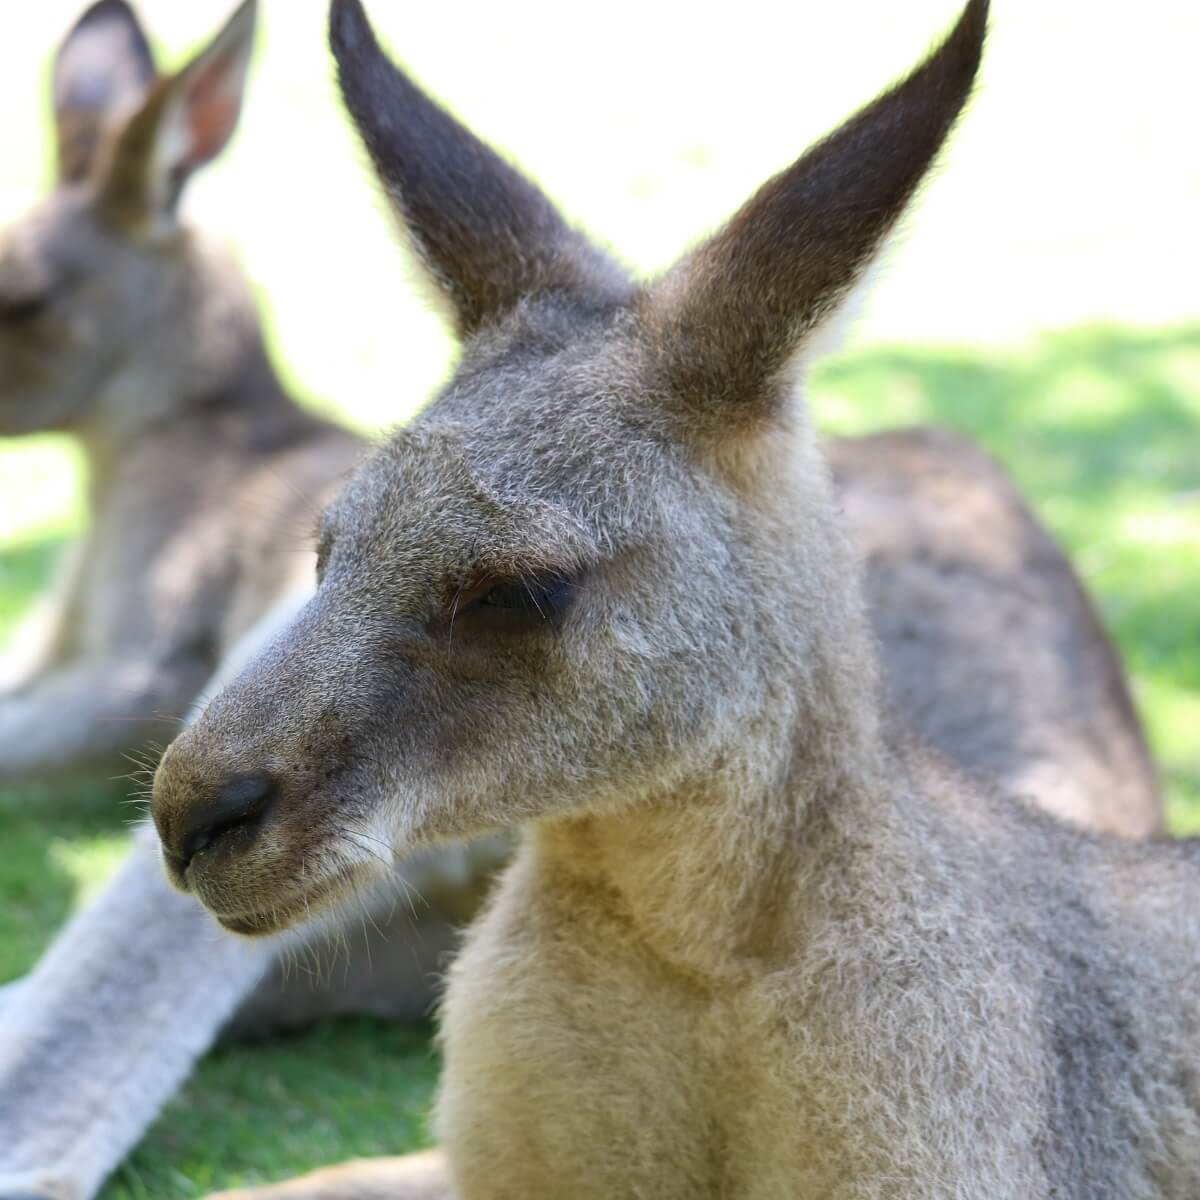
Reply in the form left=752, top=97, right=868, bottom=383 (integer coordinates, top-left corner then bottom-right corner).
left=830, top=428, right=1159, bottom=836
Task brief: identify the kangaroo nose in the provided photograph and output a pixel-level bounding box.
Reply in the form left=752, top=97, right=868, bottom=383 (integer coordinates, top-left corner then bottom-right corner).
left=174, top=770, right=276, bottom=868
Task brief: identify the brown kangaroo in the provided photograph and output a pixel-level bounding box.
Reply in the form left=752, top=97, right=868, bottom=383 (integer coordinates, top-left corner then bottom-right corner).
left=0, top=0, right=361, bottom=781
left=150, top=1, right=1197, bottom=1196
left=0, top=2, right=1165, bottom=1198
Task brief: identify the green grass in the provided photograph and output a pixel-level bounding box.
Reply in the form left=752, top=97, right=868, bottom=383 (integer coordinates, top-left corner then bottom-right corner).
left=0, top=0, right=1198, bottom=1193
left=111, top=1021, right=440, bottom=1198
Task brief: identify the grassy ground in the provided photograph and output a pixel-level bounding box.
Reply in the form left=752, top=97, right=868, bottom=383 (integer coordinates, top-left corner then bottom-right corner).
left=0, top=0, right=1198, bottom=1194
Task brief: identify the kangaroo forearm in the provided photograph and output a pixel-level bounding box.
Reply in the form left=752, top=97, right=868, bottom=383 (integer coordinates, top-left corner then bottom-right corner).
left=0, top=542, right=83, bottom=694
left=0, top=600, right=67, bottom=694
left=204, top=1151, right=452, bottom=1200
left=0, top=829, right=277, bottom=1200
left=0, top=657, right=202, bottom=781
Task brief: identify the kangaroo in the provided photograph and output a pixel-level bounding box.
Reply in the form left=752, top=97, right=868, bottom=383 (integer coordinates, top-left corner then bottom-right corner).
left=149, top=1, right=1199, bottom=1195
left=0, top=2, right=1167, bottom=1198
left=0, top=0, right=362, bottom=781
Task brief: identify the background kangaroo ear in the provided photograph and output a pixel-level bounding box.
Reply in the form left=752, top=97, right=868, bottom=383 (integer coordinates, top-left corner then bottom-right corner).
left=644, top=0, right=988, bottom=425
left=329, top=0, right=628, bottom=339
left=95, top=0, right=256, bottom=234
left=53, top=0, right=157, bottom=184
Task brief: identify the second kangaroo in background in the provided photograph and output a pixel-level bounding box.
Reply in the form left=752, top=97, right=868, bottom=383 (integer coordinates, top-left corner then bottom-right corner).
left=0, top=7, right=495, bottom=1198
left=0, top=0, right=362, bottom=781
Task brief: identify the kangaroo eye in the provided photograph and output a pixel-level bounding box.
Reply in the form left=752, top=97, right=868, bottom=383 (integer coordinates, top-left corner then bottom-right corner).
left=0, top=292, right=51, bottom=325
left=455, top=573, right=580, bottom=634
left=481, top=577, right=576, bottom=616
left=480, top=582, right=540, bottom=612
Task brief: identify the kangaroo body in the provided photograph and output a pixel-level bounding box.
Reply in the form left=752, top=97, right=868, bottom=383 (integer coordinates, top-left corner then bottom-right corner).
left=441, top=772, right=1198, bottom=1198
left=0, top=2, right=1174, bottom=1199
left=152, top=2, right=1196, bottom=1198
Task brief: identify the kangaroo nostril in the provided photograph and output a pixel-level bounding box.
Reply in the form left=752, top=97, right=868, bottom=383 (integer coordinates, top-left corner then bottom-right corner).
left=178, top=770, right=275, bottom=867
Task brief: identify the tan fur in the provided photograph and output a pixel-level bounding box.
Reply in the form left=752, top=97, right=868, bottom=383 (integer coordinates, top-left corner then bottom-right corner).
left=152, top=2, right=1197, bottom=1198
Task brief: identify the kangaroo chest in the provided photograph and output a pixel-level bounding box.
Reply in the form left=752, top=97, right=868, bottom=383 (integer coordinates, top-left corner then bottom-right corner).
left=432, top=854, right=1069, bottom=1199
left=433, top=869, right=869, bottom=1199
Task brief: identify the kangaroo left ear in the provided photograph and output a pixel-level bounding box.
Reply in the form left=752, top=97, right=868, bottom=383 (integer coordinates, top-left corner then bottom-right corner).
left=329, top=0, right=629, bottom=339
left=643, top=0, right=988, bottom=427
left=53, top=0, right=158, bottom=184
left=95, top=0, right=256, bottom=234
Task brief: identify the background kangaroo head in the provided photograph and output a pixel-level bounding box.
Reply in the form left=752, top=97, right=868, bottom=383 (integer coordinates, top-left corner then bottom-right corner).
left=0, top=0, right=256, bottom=439
left=153, top=0, right=988, bottom=937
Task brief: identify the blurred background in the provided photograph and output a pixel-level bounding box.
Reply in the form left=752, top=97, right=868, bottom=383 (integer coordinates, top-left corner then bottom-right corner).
left=0, top=0, right=1197, bottom=1194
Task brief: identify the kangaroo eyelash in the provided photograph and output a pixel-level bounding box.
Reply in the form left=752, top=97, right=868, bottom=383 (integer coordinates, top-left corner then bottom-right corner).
left=470, top=575, right=579, bottom=617
left=441, top=568, right=584, bottom=637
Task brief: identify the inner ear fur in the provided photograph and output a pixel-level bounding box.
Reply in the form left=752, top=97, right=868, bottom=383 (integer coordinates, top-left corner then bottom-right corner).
left=53, top=0, right=158, bottom=184
left=93, top=0, right=256, bottom=233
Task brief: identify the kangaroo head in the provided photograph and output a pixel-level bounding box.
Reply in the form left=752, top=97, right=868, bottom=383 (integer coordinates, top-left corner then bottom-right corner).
left=153, top=0, right=987, bottom=937
left=0, top=0, right=256, bottom=438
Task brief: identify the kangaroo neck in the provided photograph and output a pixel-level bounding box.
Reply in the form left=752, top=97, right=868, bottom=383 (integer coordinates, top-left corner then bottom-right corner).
left=532, top=650, right=893, bottom=982
left=79, top=322, right=308, bottom=508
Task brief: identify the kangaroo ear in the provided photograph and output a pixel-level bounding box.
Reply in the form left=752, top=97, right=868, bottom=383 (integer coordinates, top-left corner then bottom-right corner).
left=95, top=0, right=256, bottom=233
left=329, top=0, right=628, bottom=338
left=53, top=0, right=157, bottom=184
left=644, top=0, right=988, bottom=425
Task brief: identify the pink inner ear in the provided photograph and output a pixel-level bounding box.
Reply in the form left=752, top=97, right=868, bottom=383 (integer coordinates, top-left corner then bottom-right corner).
left=184, top=49, right=240, bottom=168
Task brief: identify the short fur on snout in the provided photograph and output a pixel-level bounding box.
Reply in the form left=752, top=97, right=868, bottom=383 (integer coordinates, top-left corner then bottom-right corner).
left=157, top=1, right=1200, bottom=1195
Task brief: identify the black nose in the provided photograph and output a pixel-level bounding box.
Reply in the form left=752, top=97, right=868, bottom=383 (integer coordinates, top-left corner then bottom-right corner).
left=176, top=771, right=275, bottom=868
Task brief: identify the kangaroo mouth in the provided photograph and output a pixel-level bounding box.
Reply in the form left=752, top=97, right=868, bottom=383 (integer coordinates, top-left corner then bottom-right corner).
left=202, top=862, right=367, bottom=938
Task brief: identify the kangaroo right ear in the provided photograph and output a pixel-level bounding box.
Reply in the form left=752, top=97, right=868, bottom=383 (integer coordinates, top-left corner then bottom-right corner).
left=95, top=0, right=256, bottom=235
left=643, top=0, right=987, bottom=432
left=53, top=0, right=157, bottom=184
left=329, top=0, right=628, bottom=338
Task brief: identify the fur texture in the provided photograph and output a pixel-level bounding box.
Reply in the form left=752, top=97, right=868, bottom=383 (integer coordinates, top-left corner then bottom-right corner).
left=152, top=1, right=1196, bottom=1197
